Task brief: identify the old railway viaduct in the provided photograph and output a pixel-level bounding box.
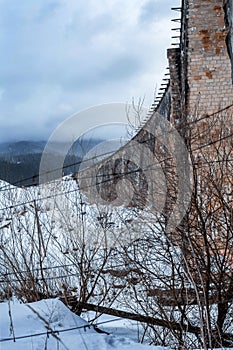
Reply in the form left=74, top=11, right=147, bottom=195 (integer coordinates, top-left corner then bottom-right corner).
left=76, top=0, right=233, bottom=224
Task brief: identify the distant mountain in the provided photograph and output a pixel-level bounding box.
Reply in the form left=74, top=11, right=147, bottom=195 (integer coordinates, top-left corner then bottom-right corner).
left=0, top=141, right=46, bottom=157
left=0, top=138, right=106, bottom=187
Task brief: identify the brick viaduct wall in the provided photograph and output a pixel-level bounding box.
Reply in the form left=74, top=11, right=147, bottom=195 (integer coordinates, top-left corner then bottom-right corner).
left=76, top=0, right=233, bottom=214
left=168, top=0, right=233, bottom=122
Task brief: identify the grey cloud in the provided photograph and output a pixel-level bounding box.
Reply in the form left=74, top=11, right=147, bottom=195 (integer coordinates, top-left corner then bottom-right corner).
left=0, top=0, right=174, bottom=142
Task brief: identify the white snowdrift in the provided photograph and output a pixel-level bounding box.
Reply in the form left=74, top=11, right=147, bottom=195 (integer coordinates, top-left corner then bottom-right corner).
left=0, top=298, right=168, bottom=350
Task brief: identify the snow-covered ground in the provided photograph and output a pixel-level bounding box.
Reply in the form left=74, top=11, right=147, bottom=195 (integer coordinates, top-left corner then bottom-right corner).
left=0, top=298, right=168, bottom=350
left=1, top=178, right=233, bottom=349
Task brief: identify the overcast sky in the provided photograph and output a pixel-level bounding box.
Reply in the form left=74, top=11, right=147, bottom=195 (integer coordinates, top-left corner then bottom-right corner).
left=0, top=0, right=178, bottom=142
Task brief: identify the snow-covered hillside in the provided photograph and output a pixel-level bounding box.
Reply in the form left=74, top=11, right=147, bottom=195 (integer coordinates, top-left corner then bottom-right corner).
left=1, top=173, right=232, bottom=349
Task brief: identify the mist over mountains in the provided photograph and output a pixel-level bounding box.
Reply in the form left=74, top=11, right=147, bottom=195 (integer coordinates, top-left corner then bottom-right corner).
left=0, top=138, right=106, bottom=187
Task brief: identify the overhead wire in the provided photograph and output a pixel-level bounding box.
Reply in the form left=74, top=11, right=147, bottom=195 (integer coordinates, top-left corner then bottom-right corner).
left=0, top=114, right=230, bottom=213
left=0, top=104, right=232, bottom=192
left=0, top=317, right=124, bottom=343
left=0, top=131, right=231, bottom=212
left=0, top=261, right=130, bottom=283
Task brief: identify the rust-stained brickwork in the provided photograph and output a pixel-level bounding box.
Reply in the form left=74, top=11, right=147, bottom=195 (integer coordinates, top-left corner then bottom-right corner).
left=186, top=0, right=233, bottom=116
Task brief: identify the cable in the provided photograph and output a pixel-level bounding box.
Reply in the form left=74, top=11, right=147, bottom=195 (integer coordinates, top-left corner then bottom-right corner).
left=0, top=323, right=93, bottom=343
left=0, top=261, right=133, bottom=283
left=0, top=273, right=79, bottom=283
left=0, top=126, right=179, bottom=191
left=0, top=104, right=232, bottom=191
left=0, top=120, right=230, bottom=196
left=188, top=103, right=233, bottom=126
left=192, top=132, right=233, bottom=151
left=0, top=152, right=231, bottom=213
left=0, top=148, right=117, bottom=191
left=0, top=160, right=175, bottom=212
left=0, top=131, right=231, bottom=212
left=1, top=263, right=76, bottom=277
left=0, top=316, right=124, bottom=343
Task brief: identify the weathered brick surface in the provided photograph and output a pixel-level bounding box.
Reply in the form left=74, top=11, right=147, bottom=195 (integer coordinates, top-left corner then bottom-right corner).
left=186, top=0, right=233, bottom=116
